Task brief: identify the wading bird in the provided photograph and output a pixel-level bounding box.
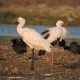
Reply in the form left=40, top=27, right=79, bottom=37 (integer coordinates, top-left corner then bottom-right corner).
left=39, top=20, right=69, bottom=64
left=16, top=17, right=52, bottom=70
left=42, top=20, right=69, bottom=45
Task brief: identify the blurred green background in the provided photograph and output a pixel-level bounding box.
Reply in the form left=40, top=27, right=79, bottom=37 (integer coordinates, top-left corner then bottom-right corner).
left=0, top=0, right=80, bottom=26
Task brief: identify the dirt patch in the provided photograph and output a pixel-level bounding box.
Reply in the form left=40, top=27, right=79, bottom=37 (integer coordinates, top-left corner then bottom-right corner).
left=0, top=41, right=80, bottom=80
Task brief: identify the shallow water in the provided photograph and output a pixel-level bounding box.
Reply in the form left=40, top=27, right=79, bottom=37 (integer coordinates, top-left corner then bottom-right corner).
left=0, top=24, right=80, bottom=38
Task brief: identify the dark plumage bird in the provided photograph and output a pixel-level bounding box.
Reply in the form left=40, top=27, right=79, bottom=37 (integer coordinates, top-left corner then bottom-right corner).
left=58, top=39, right=66, bottom=47
left=11, top=38, right=27, bottom=56
left=69, top=42, right=80, bottom=54
left=57, top=39, right=70, bottom=50
left=64, top=46, right=70, bottom=50
left=63, top=41, right=80, bottom=54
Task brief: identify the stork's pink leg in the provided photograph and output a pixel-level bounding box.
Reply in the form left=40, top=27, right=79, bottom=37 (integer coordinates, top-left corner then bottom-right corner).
left=43, top=48, right=54, bottom=65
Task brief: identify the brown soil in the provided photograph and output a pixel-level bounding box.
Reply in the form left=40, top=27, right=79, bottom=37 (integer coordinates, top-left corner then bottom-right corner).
left=0, top=41, right=80, bottom=80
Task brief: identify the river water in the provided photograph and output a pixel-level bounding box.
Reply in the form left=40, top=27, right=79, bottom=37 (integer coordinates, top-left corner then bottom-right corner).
left=0, top=24, right=80, bottom=38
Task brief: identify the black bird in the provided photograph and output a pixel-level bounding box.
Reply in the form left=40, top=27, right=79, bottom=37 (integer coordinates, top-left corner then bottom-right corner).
left=69, top=42, right=80, bottom=54
left=11, top=38, right=27, bottom=56
left=58, top=39, right=66, bottom=47
left=63, top=41, right=80, bottom=54
left=64, top=46, right=70, bottom=50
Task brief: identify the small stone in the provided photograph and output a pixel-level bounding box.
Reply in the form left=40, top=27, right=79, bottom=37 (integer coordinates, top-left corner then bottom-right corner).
left=44, top=73, right=52, bottom=76
left=8, top=76, right=24, bottom=80
left=12, top=67, right=18, bottom=74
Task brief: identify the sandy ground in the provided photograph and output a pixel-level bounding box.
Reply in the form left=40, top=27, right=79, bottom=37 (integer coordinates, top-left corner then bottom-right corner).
left=0, top=41, right=80, bottom=80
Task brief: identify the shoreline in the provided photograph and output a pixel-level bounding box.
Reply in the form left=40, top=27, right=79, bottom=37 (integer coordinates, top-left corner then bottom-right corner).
left=0, top=35, right=80, bottom=46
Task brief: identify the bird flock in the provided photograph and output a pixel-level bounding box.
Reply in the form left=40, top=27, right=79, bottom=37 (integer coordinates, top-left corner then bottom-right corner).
left=11, top=17, right=80, bottom=70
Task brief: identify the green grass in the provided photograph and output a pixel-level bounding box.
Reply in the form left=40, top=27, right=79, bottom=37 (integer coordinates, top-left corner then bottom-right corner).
left=65, top=38, right=80, bottom=42
left=0, top=35, right=80, bottom=42
left=0, top=35, right=19, bottom=42
left=0, top=11, right=16, bottom=24
left=0, top=35, right=18, bottom=38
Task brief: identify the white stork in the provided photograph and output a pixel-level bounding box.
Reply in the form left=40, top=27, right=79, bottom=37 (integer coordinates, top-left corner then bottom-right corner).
left=40, top=20, right=69, bottom=64
left=42, top=20, right=69, bottom=45
left=16, top=17, right=52, bottom=69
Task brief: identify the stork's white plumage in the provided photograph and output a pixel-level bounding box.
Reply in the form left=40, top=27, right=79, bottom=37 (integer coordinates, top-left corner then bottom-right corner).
left=56, top=20, right=69, bottom=40
left=17, top=17, right=52, bottom=69
left=41, top=20, right=69, bottom=64
left=17, top=17, right=52, bottom=52
left=42, top=20, right=69, bottom=44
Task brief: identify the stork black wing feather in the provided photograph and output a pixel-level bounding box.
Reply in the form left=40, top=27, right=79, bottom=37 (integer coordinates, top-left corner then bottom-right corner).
left=44, top=33, right=50, bottom=39
left=41, top=30, right=49, bottom=35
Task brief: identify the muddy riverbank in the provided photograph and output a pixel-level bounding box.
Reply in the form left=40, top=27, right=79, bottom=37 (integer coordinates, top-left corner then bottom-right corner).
left=0, top=41, right=80, bottom=80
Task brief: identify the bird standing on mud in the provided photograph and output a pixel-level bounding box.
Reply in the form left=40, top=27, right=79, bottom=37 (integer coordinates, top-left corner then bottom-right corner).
left=16, top=17, right=52, bottom=69
left=39, top=20, right=69, bottom=64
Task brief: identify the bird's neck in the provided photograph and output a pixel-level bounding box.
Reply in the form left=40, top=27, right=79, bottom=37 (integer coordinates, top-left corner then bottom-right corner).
left=57, top=25, right=61, bottom=28
left=17, top=23, right=25, bottom=36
